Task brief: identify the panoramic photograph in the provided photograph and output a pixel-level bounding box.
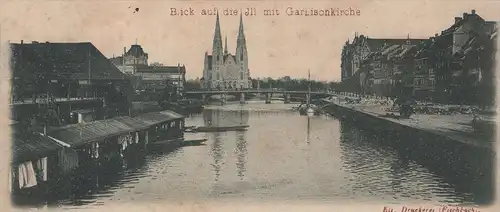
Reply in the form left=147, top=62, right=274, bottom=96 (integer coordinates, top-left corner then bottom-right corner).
left=1, top=0, right=498, bottom=211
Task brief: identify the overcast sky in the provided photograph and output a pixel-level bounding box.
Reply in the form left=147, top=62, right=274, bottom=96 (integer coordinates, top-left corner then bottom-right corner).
left=1, top=0, right=499, bottom=81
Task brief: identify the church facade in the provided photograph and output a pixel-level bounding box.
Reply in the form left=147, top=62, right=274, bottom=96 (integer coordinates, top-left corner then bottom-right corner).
left=201, top=14, right=252, bottom=90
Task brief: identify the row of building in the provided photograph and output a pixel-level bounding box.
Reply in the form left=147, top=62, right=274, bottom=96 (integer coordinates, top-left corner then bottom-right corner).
left=340, top=10, right=497, bottom=105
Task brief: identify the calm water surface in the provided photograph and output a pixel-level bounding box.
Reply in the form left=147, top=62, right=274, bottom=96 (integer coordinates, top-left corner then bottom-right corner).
left=19, top=102, right=493, bottom=209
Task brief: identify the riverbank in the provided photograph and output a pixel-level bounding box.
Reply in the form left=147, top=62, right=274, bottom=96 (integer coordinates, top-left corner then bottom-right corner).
left=323, top=96, right=495, bottom=151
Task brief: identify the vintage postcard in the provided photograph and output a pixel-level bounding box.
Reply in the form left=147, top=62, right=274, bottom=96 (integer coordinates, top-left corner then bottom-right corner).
left=1, top=0, right=499, bottom=211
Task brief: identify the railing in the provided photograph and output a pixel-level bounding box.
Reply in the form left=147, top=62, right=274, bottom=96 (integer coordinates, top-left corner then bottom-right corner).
left=185, top=89, right=331, bottom=93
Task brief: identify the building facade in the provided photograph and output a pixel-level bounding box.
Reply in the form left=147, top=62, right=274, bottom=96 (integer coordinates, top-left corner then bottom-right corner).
left=340, top=9, right=497, bottom=105
left=201, top=14, right=252, bottom=90
left=135, top=65, right=186, bottom=91
left=110, top=44, right=149, bottom=75
left=110, top=44, right=187, bottom=91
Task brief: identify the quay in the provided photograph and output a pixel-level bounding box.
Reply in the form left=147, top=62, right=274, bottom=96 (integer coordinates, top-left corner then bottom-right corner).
left=323, top=95, right=495, bottom=152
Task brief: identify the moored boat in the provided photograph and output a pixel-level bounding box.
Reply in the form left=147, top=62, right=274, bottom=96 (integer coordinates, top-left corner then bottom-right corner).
left=298, top=69, right=319, bottom=116
left=192, top=125, right=250, bottom=132
left=148, top=137, right=184, bottom=147
left=182, top=138, right=208, bottom=146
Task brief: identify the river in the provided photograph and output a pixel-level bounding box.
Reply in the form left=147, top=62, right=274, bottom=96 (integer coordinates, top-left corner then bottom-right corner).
left=15, top=101, right=493, bottom=209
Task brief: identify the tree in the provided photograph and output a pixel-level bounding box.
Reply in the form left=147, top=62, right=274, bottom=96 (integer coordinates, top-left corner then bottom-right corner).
left=185, top=78, right=201, bottom=90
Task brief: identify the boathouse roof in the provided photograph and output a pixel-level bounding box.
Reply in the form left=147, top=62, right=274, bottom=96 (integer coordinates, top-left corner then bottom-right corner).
left=132, top=110, right=184, bottom=126
left=12, top=132, right=63, bottom=164
left=46, top=111, right=183, bottom=147
left=47, top=116, right=151, bottom=147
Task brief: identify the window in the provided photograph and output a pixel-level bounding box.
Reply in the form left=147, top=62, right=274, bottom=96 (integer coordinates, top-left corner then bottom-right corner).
left=217, top=72, right=220, bottom=80
left=240, top=72, right=244, bottom=80
left=217, top=55, right=219, bottom=61
left=240, top=54, right=243, bottom=61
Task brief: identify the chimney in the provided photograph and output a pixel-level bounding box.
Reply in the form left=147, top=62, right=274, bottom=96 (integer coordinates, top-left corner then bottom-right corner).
left=435, top=33, right=438, bottom=37
left=471, top=9, right=476, bottom=15
left=20, top=40, right=23, bottom=44
left=463, top=13, right=468, bottom=20
left=455, top=17, right=462, bottom=24
left=123, top=47, right=126, bottom=55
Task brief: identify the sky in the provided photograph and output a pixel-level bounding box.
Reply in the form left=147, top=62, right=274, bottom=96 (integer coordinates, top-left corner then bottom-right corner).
left=1, top=0, right=499, bottom=81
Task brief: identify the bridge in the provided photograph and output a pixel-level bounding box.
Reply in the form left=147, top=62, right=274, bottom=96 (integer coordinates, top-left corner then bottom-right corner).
left=184, top=89, right=334, bottom=104
left=185, top=89, right=331, bottom=95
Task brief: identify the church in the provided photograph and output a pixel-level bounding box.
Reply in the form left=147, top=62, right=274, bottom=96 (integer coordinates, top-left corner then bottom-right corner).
left=201, top=13, right=252, bottom=90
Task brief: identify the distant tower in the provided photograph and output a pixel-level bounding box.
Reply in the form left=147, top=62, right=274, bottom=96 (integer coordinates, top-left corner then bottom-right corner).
left=211, top=12, right=224, bottom=84
left=224, top=35, right=228, bottom=55
left=235, top=14, right=249, bottom=88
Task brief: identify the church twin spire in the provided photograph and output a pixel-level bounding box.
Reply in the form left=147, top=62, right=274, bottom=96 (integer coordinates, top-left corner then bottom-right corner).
left=213, top=12, right=223, bottom=53
left=237, top=13, right=246, bottom=46
left=212, top=12, right=246, bottom=59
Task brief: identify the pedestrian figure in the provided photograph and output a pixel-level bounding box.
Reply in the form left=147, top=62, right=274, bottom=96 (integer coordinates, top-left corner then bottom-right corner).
left=395, top=96, right=416, bottom=119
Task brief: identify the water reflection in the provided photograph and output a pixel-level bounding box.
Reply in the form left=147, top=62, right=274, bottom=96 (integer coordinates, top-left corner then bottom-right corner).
left=204, top=108, right=250, bottom=182
left=306, top=117, right=311, bottom=145
left=337, top=119, right=492, bottom=205
left=14, top=146, right=181, bottom=208
left=203, top=108, right=250, bottom=127
left=235, top=130, right=247, bottom=180
left=211, top=132, right=224, bottom=182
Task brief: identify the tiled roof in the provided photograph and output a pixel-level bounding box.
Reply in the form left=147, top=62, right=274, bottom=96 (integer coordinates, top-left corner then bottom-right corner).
left=396, top=45, right=417, bottom=59
left=10, top=42, right=127, bottom=81
left=482, top=21, right=497, bottom=34
left=126, top=44, right=148, bottom=58
left=381, top=45, right=400, bottom=56
left=441, top=19, right=465, bottom=35
left=414, top=39, right=437, bottom=58
left=452, top=22, right=497, bottom=59
left=12, top=131, right=63, bottom=163
left=365, top=38, right=426, bottom=52
left=110, top=56, right=123, bottom=65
